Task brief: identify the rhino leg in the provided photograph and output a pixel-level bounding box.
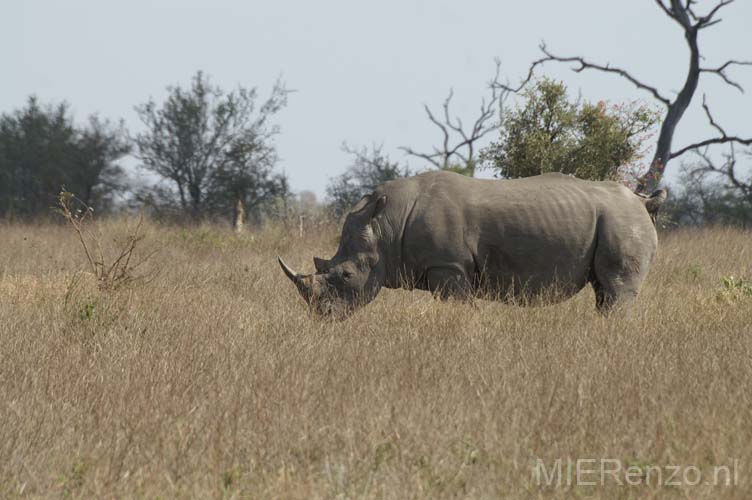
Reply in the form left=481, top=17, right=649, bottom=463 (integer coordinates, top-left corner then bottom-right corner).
left=425, top=266, right=473, bottom=301
left=591, top=278, right=637, bottom=315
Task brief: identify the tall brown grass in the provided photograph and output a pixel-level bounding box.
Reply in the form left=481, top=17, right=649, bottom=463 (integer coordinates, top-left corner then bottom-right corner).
left=1, top=220, right=751, bottom=499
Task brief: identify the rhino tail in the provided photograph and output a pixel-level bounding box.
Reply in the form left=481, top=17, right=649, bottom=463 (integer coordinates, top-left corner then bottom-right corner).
left=641, top=188, right=668, bottom=223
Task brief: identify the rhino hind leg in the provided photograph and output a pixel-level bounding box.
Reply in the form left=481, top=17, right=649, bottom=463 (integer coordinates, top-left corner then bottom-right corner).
left=587, top=211, right=659, bottom=315
left=590, top=277, right=637, bottom=315
left=590, top=244, right=653, bottom=316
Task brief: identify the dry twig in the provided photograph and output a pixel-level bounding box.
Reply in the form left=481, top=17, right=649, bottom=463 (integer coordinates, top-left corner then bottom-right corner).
left=57, top=190, right=156, bottom=292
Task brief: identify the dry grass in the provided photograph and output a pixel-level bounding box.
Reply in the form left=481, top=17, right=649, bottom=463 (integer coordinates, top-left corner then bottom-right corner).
left=1, top=219, right=751, bottom=499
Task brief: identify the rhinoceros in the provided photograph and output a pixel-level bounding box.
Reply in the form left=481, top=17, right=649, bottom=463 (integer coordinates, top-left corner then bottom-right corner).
left=279, top=170, right=667, bottom=318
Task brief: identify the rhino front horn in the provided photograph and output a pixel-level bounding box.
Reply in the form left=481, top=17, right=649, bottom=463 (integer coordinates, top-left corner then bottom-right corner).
left=278, top=256, right=315, bottom=303
left=278, top=256, right=301, bottom=283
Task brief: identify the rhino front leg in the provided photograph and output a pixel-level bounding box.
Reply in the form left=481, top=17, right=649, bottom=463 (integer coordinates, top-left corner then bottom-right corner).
left=425, top=266, right=473, bottom=301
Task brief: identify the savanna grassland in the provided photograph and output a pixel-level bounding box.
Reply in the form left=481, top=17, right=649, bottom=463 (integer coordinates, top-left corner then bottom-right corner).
left=1, top=219, right=751, bottom=499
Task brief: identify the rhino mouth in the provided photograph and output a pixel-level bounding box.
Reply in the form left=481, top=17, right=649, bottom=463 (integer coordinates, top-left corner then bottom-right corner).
left=312, top=297, right=354, bottom=320
left=278, top=256, right=356, bottom=320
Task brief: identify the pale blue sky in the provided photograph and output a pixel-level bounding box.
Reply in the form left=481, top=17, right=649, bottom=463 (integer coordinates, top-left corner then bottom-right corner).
left=4, top=0, right=751, bottom=197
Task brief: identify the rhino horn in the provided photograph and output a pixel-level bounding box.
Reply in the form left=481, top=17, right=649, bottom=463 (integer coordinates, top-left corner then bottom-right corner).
left=278, top=256, right=314, bottom=302
left=278, top=256, right=300, bottom=282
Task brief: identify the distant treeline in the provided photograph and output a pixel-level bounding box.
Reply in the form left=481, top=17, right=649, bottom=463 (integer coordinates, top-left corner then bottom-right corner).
left=1, top=72, right=750, bottom=227
left=0, top=72, right=293, bottom=225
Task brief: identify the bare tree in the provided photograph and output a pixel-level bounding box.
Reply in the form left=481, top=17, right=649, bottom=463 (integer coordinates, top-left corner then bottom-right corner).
left=498, top=0, right=751, bottom=193
left=401, top=62, right=509, bottom=176
left=690, top=142, right=751, bottom=204
left=664, top=147, right=752, bottom=227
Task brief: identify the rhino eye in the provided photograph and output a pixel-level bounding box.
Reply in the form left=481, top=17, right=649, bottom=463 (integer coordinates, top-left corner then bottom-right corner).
left=342, top=270, right=353, bottom=280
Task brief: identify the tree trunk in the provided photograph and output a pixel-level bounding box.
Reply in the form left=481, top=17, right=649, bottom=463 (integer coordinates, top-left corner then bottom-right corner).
left=233, top=198, right=246, bottom=234
left=637, top=20, right=701, bottom=194
left=189, top=183, right=201, bottom=221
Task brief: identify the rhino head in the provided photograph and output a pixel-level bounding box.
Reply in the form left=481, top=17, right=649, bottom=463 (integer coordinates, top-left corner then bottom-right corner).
left=278, top=194, right=387, bottom=320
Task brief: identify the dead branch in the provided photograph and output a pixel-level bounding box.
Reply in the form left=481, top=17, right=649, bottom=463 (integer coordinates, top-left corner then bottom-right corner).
left=58, top=190, right=156, bottom=293
left=670, top=95, right=752, bottom=159
left=498, top=42, right=670, bottom=106
left=701, top=60, right=752, bottom=93
left=690, top=144, right=752, bottom=201
left=401, top=61, right=508, bottom=174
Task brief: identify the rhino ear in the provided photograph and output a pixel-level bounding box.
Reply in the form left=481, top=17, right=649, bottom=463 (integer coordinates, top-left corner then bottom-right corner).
left=352, top=194, right=387, bottom=220
left=313, top=256, right=330, bottom=273
left=351, top=195, right=371, bottom=213
left=371, top=195, right=387, bottom=219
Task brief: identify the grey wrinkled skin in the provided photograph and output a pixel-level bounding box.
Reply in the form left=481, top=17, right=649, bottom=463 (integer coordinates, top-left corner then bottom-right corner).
left=279, top=170, right=667, bottom=319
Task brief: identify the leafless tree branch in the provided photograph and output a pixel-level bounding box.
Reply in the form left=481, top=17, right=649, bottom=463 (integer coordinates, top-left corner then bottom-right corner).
left=701, top=94, right=725, bottom=137
left=698, top=0, right=734, bottom=26
left=654, top=0, right=675, bottom=20
left=671, top=136, right=752, bottom=159
left=670, top=96, right=752, bottom=159
left=498, top=42, right=671, bottom=106
left=689, top=145, right=751, bottom=201
left=401, top=61, right=508, bottom=174
left=700, top=60, right=752, bottom=93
